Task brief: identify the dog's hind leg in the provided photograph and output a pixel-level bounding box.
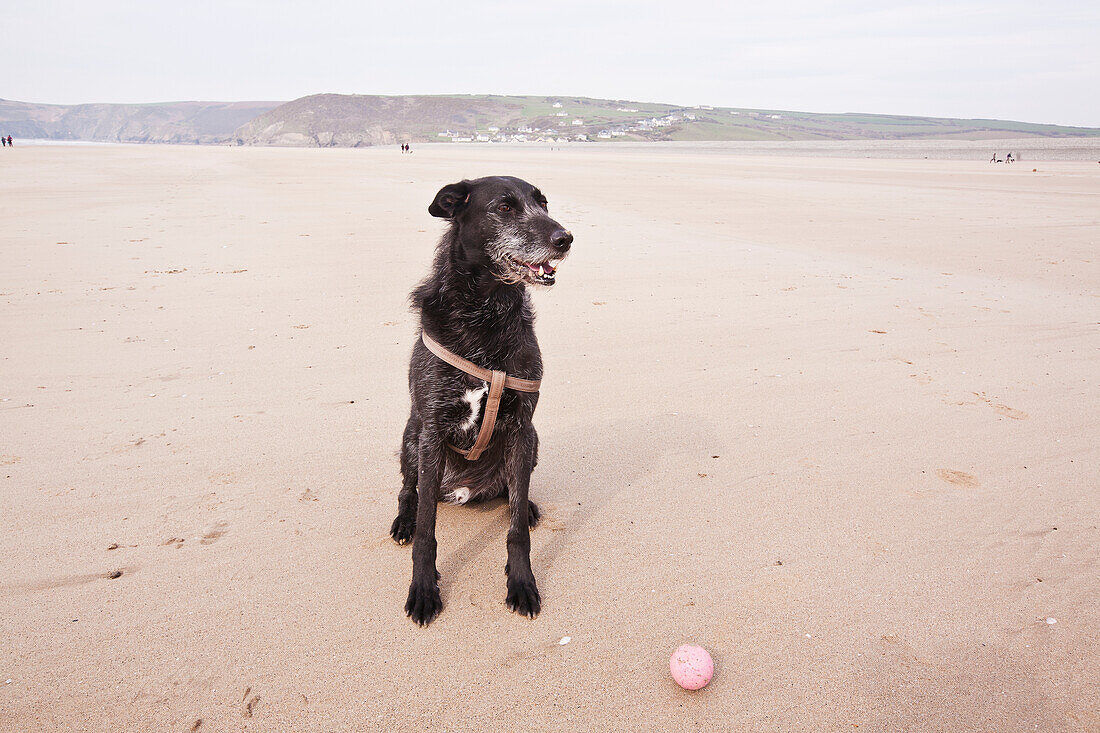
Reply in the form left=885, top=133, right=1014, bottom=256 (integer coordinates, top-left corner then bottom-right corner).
left=390, top=412, right=421, bottom=544
left=405, top=424, right=445, bottom=625
left=503, top=425, right=541, bottom=618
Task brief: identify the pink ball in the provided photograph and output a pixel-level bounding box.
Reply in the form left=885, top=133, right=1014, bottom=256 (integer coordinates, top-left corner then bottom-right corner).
left=669, top=644, right=714, bottom=690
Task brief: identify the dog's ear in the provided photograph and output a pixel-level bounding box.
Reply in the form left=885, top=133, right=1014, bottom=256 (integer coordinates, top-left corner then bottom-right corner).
left=428, top=181, right=471, bottom=219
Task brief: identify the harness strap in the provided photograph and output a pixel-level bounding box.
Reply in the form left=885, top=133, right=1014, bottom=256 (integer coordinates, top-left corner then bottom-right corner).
left=420, top=332, right=541, bottom=461
left=449, top=369, right=505, bottom=461
left=421, top=332, right=541, bottom=393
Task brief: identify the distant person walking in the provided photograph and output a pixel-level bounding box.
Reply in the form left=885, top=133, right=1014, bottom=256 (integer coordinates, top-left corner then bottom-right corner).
left=6, top=135, right=11, bottom=147
left=1, top=136, right=6, bottom=147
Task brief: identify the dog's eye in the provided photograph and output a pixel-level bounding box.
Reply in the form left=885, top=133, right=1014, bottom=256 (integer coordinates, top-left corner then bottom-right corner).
left=498, top=204, right=512, bottom=213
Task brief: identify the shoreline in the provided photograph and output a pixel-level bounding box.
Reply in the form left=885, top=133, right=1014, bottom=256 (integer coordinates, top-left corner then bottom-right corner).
left=14, top=136, right=1100, bottom=160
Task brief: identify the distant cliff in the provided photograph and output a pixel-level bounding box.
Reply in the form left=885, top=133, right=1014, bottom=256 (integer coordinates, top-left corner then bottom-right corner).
left=0, top=99, right=282, bottom=144
left=4, top=94, right=1098, bottom=147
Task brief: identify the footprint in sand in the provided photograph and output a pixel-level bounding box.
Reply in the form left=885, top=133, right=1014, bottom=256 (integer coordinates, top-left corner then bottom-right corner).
left=241, top=686, right=261, bottom=718
left=199, top=521, right=229, bottom=545
left=936, top=469, right=979, bottom=488
left=993, top=404, right=1029, bottom=420
left=971, top=393, right=1029, bottom=420
left=0, top=455, right=20, bottom=466
left=109, top=437, right=146, bottom=454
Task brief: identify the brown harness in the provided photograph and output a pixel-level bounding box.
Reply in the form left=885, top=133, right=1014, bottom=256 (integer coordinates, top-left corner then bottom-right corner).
left=421, top=332, right=542, bottom=461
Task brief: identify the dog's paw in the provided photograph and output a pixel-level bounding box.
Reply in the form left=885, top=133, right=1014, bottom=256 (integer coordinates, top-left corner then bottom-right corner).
left=390, top=514, right=416, bottom=545
left=505, top=576, right=541, bottom=619
left=527, top=500, right=541, bottom=529
left=405, top=579, right=442, bottom=626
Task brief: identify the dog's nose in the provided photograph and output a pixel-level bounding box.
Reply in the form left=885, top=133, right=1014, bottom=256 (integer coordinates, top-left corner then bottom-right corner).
left=550, top=229, right=573, bottom=252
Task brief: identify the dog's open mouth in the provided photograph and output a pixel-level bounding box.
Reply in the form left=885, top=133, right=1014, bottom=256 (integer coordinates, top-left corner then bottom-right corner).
left=510, top=257, right=561, bottom=285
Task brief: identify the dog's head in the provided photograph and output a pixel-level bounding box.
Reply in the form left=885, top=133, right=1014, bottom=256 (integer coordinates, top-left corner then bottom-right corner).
left=429, top=176, right=572, bottom=287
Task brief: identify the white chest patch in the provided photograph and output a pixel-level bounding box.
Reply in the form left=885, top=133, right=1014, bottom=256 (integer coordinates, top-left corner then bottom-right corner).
left=460, top=384, right=488, bottom=431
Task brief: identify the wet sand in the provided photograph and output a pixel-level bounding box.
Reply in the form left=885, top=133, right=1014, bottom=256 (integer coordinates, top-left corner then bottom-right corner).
left=1, top=143, right=1097, bottom=730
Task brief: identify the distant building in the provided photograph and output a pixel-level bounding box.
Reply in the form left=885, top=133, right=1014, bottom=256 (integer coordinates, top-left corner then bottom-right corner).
left=571, top=119, right=584, bottom=126
left=552, top=102, right=563, bottom=108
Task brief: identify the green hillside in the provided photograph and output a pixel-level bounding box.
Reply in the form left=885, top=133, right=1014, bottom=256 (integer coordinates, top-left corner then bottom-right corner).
left=233, top=94, right=1100, bottom=146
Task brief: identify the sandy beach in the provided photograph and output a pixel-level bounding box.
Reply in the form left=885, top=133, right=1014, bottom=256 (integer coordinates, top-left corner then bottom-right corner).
left=1, top=142, right=1098, bottom=731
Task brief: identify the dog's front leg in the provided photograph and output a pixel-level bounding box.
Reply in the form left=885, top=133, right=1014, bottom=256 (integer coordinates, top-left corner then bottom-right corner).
left=504, top=425, right=541, bottom=618
left=405, top=426, right=444, bottom=625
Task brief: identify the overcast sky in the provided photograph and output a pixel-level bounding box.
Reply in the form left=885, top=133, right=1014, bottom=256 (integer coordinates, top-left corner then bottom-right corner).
left=4, top=1, right=1098, bottom=126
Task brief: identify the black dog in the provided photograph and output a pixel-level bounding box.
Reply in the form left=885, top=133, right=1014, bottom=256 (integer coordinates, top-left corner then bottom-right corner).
left=390, top=176, right=573, bottom=625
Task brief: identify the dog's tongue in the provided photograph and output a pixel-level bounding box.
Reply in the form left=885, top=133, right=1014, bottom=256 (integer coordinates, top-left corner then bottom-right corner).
left=525, top=261, right=557, bottom=277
